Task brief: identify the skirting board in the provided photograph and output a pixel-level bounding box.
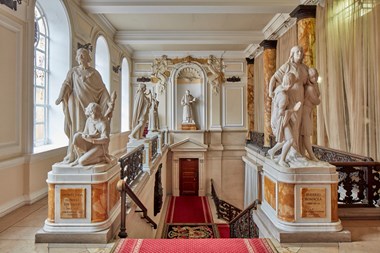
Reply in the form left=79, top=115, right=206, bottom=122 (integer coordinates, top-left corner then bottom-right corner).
left=253, top=205, right=352, bottom=243
left=0, top=188, right=48, bottom=217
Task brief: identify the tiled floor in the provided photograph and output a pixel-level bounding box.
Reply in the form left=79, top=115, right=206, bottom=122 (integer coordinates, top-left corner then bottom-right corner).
left=1, top=197, right=380, bottom=252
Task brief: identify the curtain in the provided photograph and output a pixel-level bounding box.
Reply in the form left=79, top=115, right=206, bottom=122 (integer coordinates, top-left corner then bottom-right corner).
left=253, top=53, right=264, bottom=132
left=276, top=25, right=298, bottom=67
left=316, top=0, right=380, bottom=160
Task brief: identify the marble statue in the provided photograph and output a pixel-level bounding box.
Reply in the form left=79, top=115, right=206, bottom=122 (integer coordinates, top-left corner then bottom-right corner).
left=268, top=73, right=302, bottom=167
left=148, top=92, right=160, bottom=132
left=56, top=48, right=111, bottom=164
left=129, top=83, right=151, bottom=140
left=71, top=102, right=112, bottom=166
left=181, top=90, right=197, bottom=124
left=269, top=45, right=309, bottom=155
left=300, top=68, right=321, bottom=161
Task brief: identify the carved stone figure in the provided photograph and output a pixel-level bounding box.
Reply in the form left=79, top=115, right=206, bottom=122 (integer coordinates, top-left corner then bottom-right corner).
left=268, top=73, right=301, bottom=167
left=269, top=46, right=309, bottom=154
left=55, top=48, right=111, bottom=164
left=71, top=102, right=112, bottom=166
left=206, top=55, right=224, bottom=94
left=152, top=55, right=171, bottom=93
left=181, top=90, right=197, bottom=124
left=300, top=68, right=321, bottom=161
left=129, top=83, right=151, bottom=140
left=148, top=92, right=159, bottom=132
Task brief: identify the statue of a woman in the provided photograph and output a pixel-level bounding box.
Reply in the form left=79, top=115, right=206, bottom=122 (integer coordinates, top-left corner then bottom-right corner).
left=269, top=46, right=309, bottom=154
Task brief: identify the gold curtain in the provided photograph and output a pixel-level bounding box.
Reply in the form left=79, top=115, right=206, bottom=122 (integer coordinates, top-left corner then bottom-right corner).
left=253, top=53, right=264, bottom=132
left=316, top=0, right=380, bottom=160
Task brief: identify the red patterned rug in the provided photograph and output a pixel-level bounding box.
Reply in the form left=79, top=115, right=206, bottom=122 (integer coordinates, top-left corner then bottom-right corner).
left=166, top=196, right=212, bottom=223
left=163, top=223, right=218, bottom=239
left=111, top=238, right=278, bottom=253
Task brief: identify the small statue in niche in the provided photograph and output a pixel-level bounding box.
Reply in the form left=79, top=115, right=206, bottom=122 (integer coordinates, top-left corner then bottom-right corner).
left=181, top=90, right=197, bottom=124
left=129, top=83, right=151, bottom=140
left=268, top=73, right=302, bottom=167
left=148, top=92, right=160, bottom=132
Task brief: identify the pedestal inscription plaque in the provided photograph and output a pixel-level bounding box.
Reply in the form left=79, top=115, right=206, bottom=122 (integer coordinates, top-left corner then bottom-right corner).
left=60, top=188, right=86, bottom=219
left=301, top=188, right=326, bottom=218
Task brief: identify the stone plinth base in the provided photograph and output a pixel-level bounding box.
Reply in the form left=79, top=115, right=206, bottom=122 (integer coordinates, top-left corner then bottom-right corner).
left=253, top=206, right=351, bottom=243
left=181, top=123, right=197, bottom=130
left=36, top=160, right=121, bottom=243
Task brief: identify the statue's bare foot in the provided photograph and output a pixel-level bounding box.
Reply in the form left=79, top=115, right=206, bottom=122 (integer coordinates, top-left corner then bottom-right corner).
left=69, top=160, right=79, bottom=167
left=268, top=149, right=274, bottom=159
left=279, top=160, right=289, bottom=167
left=311, top=156, right=319, bottom=162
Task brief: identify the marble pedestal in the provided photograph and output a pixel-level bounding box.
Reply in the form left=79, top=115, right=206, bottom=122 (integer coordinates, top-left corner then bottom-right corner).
left=35, top=158, right=121, bottom=243
left=258, top=158, right=351, bottom=242
left=181, top=123, right=196, bottom=130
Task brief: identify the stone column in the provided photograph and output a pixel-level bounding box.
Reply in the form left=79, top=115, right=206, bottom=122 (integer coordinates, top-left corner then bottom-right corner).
left=290, top=5, right=317, bottom=143
left=246, top=58, right=255, bottom=140
left=260, top=40, right=277, bottom=147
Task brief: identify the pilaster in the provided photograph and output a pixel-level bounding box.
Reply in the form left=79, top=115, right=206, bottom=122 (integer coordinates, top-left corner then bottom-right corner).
left=291, top=5, right=318, bottom=144
left=260, top=40, right=277, bottom=147
left=246, top=58, right=255, bottom=139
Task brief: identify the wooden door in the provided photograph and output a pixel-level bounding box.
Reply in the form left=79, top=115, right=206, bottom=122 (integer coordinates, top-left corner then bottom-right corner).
left=179, top=158, right=199, bottom=196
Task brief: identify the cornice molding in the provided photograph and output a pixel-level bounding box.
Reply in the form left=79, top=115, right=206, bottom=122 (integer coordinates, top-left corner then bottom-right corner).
left=262, top=13, right=296, bottom=40
left=115, top=31, right=263, bottom=45
left=81, top=1, right=298, bottom=14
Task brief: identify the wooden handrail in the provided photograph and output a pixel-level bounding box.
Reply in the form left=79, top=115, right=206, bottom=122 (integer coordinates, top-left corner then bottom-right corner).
left=211, top=179, right=241, bottom=222
left=229, top=199, right=260, bottom=225
left=117, top=179, right=157, bottom=238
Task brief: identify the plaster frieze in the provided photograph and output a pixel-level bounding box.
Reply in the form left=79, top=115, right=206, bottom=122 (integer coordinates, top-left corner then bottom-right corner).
left=151, top=55, right=225, bottom=94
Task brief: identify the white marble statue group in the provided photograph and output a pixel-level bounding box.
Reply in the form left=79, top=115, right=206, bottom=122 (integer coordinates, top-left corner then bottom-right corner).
left=56, top=48, right=116, bottom=167
left=128, top=83, right=160, bottom=140
left=267, top=46, right=321, bottom=167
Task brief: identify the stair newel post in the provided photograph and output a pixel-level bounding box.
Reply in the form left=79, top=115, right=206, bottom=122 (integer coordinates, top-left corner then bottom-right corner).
left=117, top=180, right=128, bottom=238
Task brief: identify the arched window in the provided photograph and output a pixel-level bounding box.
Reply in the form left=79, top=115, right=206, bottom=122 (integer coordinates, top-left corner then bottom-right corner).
left=121, top=57, right=130, bottom=132
left=34, top=4, right=49, bottom=146
left=95, top=36, right=110, bottom=91
left=33, top=0, right=70, bottom=152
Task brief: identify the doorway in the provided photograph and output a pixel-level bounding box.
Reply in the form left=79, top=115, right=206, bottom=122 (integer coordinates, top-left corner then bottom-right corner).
left=179, top=158, right=199, bottom=196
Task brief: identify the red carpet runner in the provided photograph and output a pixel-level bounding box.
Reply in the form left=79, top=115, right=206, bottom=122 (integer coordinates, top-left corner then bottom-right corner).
left=112, top=238, right=277, bottom=253
left=166, top=196, right=212, bottom=223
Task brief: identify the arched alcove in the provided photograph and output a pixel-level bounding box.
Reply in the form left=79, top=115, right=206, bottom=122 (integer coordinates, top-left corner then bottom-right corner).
left=170, top=62, right=208, bottom=130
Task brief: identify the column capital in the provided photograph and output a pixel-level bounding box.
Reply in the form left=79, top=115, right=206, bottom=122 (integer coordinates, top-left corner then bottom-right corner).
left=290, top=5, right=317, bottom=21
left=259, top=40, right=277, bottom=50
left=246, top=58, right=255, bottom=65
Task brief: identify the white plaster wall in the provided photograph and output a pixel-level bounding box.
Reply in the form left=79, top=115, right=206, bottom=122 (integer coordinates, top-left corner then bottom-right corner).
left=0, top=0, right=131, bottom=217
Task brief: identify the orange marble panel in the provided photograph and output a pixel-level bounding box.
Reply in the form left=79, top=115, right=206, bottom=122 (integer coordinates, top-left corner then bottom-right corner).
left=301, top=187, right=326, bottom=218
left=92, top=183, right=108, bottom=222
left=297, top=17, right=317, bottom=144
left=331, top=183, right=339, bottom=222
left=263, top=48, right=276, bottom=147
left=278, top=182, right=295, bottom=222
left=60, top=188, right=86, bottom=219
left=108, top=175, right=120, bottom=213
left=264, top=176, right=276, bottom=210
left=48, top=184, right=55, bottom=222
left=247, top=62, right=254, bottom=133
